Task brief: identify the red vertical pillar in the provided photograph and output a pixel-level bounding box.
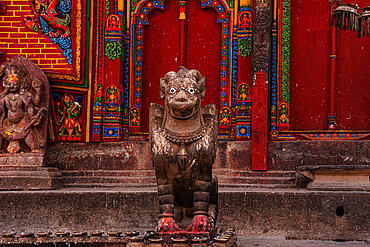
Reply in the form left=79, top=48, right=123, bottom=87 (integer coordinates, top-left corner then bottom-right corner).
left=252, top=71, right=268, bottom=171
left=179, top=0, right=186, bottom=68
left=328, top=3, right=337, bottom=130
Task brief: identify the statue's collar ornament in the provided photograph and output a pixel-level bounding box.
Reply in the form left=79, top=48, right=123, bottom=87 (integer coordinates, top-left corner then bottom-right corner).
left=162, top=110, right=206, bottom=145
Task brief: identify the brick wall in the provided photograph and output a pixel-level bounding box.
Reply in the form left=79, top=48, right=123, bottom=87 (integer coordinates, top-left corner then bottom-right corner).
left=0, top=0, right=71, bottom=72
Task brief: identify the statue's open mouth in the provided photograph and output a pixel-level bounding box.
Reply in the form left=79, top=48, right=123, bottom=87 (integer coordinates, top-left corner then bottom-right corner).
left=167, top=97, right=199, bottom=119
left=169, top=103, right=199, bottom=119
left=173, top=108, right=192, bottom=117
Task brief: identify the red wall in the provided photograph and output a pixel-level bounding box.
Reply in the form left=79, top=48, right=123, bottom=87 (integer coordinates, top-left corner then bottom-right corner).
left=336, top=5, right=370, bottom=130
left=141, top=0, right=180, bottom=132
left=290, top=0, right=370, bottom=131
left=186, top=1, right=221, bottom=110
left=290, top=0, right=330, bottom=130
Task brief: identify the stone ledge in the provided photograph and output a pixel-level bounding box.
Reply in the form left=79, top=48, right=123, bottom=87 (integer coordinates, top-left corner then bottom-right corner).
left=297, top=165, right=370, bottom=191
left=0, top=188, right=369, bottom=241
left=0, top=167, right=62, bottom=190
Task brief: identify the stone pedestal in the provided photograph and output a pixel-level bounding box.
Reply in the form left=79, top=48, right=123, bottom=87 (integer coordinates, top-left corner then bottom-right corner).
left=0, top=153, right=62, bottom=190
left=297, top=165, right=370, bottom=191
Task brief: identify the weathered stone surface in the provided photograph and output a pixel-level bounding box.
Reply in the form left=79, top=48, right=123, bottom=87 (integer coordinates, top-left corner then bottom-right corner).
left=46, top=142, right=152, bottom=171
left=46, top=140, right=370, bottom=188
left=0, top=167, right=62, bottom=190
left=0, top=188, right=158, bottom=233
left=298, top=165, right=370, bottom=191
left=0, top=188, right=369, bottom=241
left=269, top=140, right=370, bottom=171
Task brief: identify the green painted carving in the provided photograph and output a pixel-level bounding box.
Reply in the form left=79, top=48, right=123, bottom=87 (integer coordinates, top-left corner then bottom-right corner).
left=281, top=0, right=290, bottom=104
left=238, top=38, right=252, bottom=57
left=105, top=41, right=124, bottom=62
left=105, top=0, right=110, bottom=17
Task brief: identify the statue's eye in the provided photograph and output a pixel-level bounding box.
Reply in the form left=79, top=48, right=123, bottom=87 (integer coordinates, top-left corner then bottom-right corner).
left=188, top=87, right=195, bottom=94
left=169, top=88, right=177, bottom=94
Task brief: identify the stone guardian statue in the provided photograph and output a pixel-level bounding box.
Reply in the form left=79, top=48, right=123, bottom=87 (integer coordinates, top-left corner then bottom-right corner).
left=149, top=68, right=218, bottom=233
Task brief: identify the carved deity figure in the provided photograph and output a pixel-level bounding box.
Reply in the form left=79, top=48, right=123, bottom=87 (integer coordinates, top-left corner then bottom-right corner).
left=0, top=62, right=47, bottom=154
left=56, top=93, right=81, bottom=137
left=278, top=103, right=289, bottom=124
left=149, top=68, right=218, bottom=233
left=238, top=83, right=250, bottom=101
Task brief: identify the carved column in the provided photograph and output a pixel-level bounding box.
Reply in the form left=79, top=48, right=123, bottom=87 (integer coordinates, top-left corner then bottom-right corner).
left=252, top=0, right=270, bottom=76
left=251, top=0, right=270, bottom=170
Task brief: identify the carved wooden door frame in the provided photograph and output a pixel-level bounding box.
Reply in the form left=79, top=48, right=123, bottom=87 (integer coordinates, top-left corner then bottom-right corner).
left=128, top=0, right=233, bottom=136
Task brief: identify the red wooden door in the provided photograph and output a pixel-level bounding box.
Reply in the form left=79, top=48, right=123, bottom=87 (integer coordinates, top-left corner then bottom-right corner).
left=140, top=0, right=221, bottom=132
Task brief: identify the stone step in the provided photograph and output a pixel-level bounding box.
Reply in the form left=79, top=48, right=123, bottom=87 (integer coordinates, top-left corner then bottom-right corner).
left=217, top=176, right=296, bottom=187
left=61, top=170, right=296, bottom=178
left=61, top=170, right=156, bottom=177
left=61, top=169, right=297, bottom=187
left=0, top=188, right=368, bottom=241
left=63, top=182, right=156, bottom=188
left=61, top=170, right=297, bottom=188
left=214, top=169, right=296, bottom=178
left=62, top=176, right=156, bottom=185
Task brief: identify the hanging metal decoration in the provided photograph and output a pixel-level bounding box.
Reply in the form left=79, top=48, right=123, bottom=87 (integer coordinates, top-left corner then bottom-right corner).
left=330, top=0, right=370, bottom=39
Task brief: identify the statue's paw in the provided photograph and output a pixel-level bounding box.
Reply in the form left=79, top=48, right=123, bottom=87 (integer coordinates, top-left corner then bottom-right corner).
left=187, top=215, right=211, bottom=233
left=155, top=216, right=180, bottom=233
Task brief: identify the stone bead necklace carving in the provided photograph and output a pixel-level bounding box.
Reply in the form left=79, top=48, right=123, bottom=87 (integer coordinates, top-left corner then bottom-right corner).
left=162, top=110, right=206, bottom=145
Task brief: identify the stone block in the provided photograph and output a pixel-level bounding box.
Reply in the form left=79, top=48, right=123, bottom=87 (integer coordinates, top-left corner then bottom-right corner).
left=0, top=167, right=62, bottom=190
left=298, top=165, right=370, bottom=191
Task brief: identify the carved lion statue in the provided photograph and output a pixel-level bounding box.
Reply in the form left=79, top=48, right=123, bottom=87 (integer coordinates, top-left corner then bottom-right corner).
left=149, top=68, right=218, bottom=233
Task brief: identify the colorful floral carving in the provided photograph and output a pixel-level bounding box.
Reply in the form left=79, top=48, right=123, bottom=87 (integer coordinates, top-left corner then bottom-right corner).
left=105, top=41, right=124, bottom=61
left=238, top=38, right=252, bottom=57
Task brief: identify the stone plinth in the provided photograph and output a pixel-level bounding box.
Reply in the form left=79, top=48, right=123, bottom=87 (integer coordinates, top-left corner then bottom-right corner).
left=0, top=166, right=62, bottom=190
left=297, top=165, right=370, bottom=191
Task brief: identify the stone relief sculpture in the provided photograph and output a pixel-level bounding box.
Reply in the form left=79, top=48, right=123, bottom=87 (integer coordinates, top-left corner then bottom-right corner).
left=0, top=55, right=50, bottom=165
left=0, top=56, right=60, bottom=190
left=149, top=68, right=218, bottom=234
